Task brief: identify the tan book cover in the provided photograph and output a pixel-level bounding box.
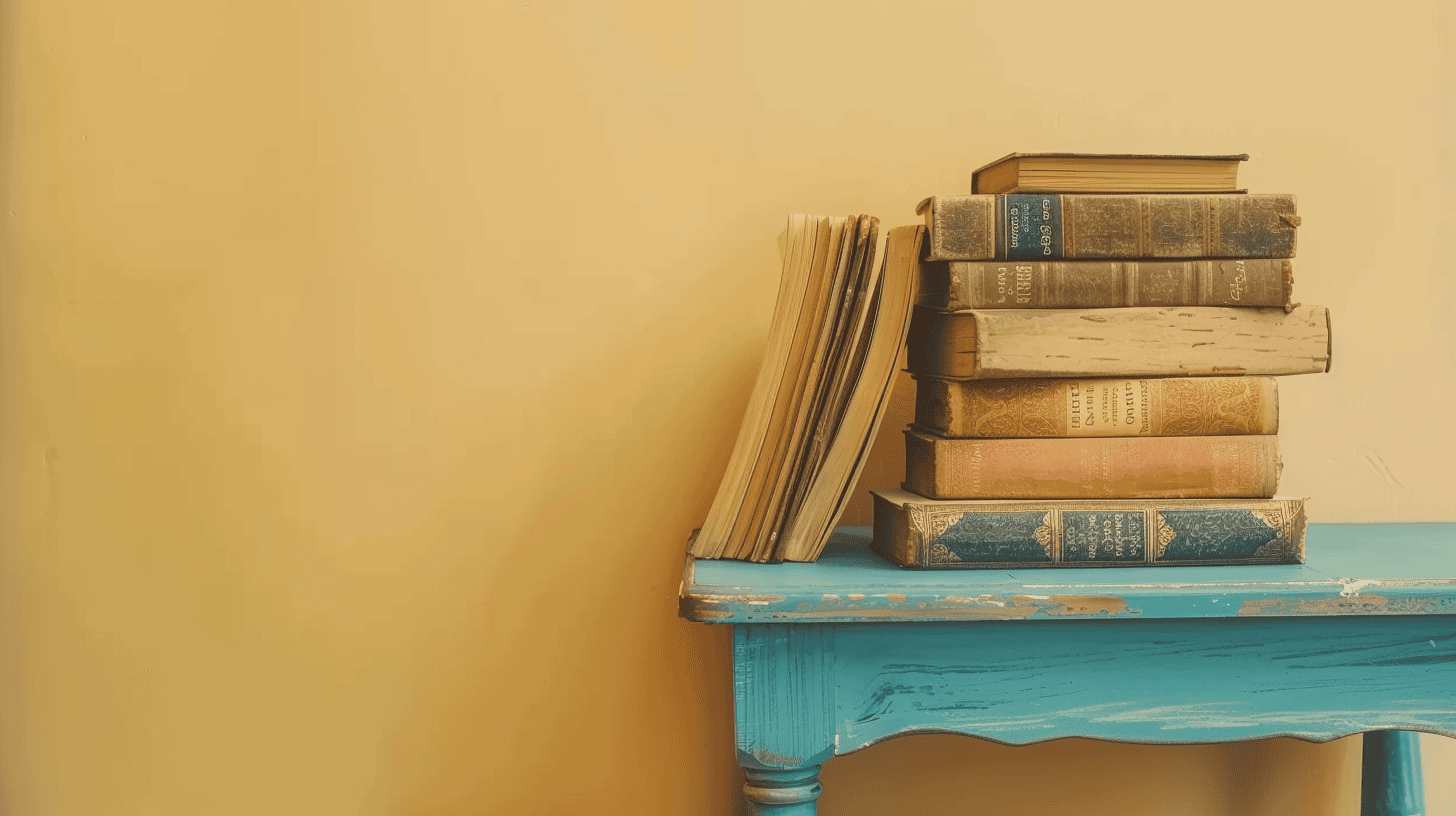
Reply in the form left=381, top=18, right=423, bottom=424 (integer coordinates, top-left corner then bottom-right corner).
left=914, top=376, right=1279, bottom=438
left=916, top=194, right=1299, bottom=262
left=919, top=258, right=1293, bottom=310
left=906, top=304, right=1332, bottom=379
left=971, top=152, right=1248, bottom=195
left=903, top=431, right=1281, bottom=500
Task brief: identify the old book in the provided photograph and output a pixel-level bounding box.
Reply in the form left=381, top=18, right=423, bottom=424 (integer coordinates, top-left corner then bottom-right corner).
left=906, top=304, right=1332, bottom=379
left=916, top=194, right=1299, bottom=262
left=914, top=376, right=1279, bottom=438
left=689, top=217, right=922, bottom=563
left=871, top=488, right=1306, bottom=568
left=919, top=258, right=1293, bottom=310
left=774, top=225, right=925, bottom=562
left=972, top=152, right=1248, bottom=195
left=903, top=431, right=1281, bottom=500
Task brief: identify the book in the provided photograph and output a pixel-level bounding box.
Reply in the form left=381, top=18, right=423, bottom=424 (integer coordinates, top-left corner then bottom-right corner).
left=870, top=488, right=1306, bottom=568
left=919, top=258, right=1293, bottom=310
left=905, top=304, right=1332, bottom=379
left=914, top=376, right=1279, bottom=438
left=971, top=152, right=1248, bottom=195
left=916, top=194, right=1299, bottom=262
left=689, top=218, right=922, bottom=563
left=903, top=431, right=1281, bottom=500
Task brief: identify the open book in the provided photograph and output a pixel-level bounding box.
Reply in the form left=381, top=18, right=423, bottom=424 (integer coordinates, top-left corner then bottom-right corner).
left=688, top=217, right=923, bottom=562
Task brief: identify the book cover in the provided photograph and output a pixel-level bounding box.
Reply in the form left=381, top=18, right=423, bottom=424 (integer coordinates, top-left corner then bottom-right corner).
left=906, top=304, right=1332, bottom=379
left=871, top=488, right=1306, bottom=568
left=916, top=194, right=1299, bottom=262
left=971, top=152, right=1249, bottom=195
left=903, top=431, right=1281, bottom=500
left=914, top=376, right=1279, bottom=438
left=919, top=258, right=1293, bottom=310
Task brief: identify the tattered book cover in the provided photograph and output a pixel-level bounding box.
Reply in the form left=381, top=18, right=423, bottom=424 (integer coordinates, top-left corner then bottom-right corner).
left=871, top=489, right=1305, bottom=569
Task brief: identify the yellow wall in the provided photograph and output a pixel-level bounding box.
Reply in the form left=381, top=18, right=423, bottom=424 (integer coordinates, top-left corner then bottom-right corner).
left=2, top=0, right=1454, bottom=814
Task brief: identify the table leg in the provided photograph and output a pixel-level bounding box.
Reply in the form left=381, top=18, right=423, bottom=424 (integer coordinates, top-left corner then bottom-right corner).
left=1361, top=730, right=1425, bottom=816
left=743, top=766, right=822, bottom=815
left=734, top=624, right=836, bottom=816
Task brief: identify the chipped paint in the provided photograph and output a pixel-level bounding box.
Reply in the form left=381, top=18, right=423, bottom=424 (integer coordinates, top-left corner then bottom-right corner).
left=758, top=592, right=1138, bottom=621
left=945, top=595, right=1007, bottom=607
left=749, top=748, right=803, bottom=767
left=678, top=593, right=786, bottom=621
left=1240, top=595, right=1391, bottom=616
left=1020, top=579, right=1336, bottom=590
left=1019, top=595, right=1131, bottom=616
left=1239, top=594, right=1456, bottom=617
left=1340, top=578, right=1383, bottom=598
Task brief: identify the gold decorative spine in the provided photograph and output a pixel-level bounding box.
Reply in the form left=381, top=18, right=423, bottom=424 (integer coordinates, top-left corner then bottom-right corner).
left=913, top=377, right=1280, bottom=438
left=870, top=490, right=1307, bottom=568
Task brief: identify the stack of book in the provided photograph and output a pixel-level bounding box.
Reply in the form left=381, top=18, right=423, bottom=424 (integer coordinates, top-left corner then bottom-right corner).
left=871, top=153, right=1332, bottom=569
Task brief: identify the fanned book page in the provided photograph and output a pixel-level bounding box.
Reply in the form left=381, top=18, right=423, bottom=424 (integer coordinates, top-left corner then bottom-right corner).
left=689, top=216, right=918, bottom=562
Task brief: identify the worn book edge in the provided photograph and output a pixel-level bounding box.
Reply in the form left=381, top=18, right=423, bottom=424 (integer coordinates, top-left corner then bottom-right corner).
left=871, top=489, right=1307, bottom=569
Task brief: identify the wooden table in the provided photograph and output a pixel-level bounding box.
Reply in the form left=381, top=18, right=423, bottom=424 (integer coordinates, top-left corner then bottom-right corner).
left=678, top=523, right=1456, bottom=815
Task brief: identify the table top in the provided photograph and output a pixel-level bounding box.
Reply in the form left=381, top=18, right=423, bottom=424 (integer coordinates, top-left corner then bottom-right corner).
left=679, top=522, right=1456, bottom=624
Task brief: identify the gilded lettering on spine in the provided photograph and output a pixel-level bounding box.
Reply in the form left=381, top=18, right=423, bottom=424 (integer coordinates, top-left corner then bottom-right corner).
left=916, top=377, right=1278, bottom=439
left=920, top=195, right=1297, bottom=261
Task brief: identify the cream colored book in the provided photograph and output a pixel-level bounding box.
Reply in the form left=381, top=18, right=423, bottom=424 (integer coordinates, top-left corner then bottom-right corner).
left=690, top=216, right=919, bottom=562
left=906, top=304, right=1332, bottom=380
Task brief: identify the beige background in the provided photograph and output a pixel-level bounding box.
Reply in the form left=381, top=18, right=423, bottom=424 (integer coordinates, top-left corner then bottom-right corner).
left=3, top=0, right=1454, bottom=814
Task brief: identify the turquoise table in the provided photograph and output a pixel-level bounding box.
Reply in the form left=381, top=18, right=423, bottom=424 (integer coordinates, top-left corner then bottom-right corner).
left=679, top=523, right=1456, bottom=815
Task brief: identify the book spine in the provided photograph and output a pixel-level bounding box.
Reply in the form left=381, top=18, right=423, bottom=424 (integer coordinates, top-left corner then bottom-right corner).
left=871, top=492, right=1306, bottom=568
left=918, top=194, right=1299, bottom=262
left=902, top=432, right=1281, bottom=500
left=919, top=259, right=1293, bottom=310
left=914, top=376, right=1279, bottom=438
left=905, top=304, right=1332, bottom=379
left=870, top=492, right=917, bottom=567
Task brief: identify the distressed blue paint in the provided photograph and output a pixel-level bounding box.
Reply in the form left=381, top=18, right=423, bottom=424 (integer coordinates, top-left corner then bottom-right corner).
left=1363, top=731, right=1425, bottom=816
left=681, top=523, right=1456, bottom=624
left=683, top=524, right=1456, bottom=814
left=734, top=625, right=834, bottom=771
left=829, top=617, right=1456, bottom=749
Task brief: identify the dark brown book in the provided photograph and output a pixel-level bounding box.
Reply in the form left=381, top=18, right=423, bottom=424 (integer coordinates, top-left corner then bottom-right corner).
left=920, top=258, right=1293, bottom=310
left=906, top=304, right=1332, bottom=380
left=903, top=431, right=1281, bottom=500
left=917, top=194, right=1299, bottom=262
left=972, top=152, right=1248, bottom=194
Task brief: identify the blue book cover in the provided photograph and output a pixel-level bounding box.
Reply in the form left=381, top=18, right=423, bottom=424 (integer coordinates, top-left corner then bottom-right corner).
left=871, top=489, right=1306, bottom=569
